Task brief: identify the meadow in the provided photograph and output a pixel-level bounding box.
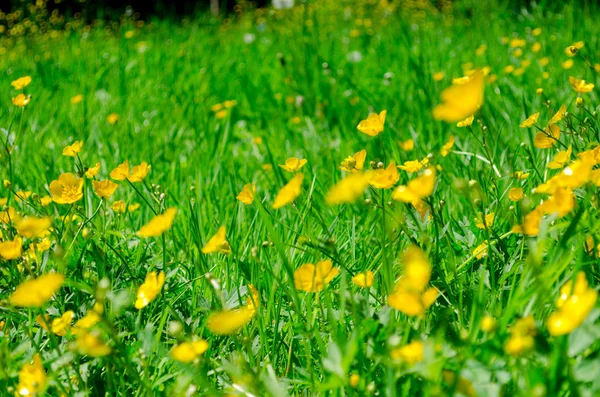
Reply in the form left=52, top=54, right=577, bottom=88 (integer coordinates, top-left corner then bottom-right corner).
left=0, top=0, right=599, bottom=395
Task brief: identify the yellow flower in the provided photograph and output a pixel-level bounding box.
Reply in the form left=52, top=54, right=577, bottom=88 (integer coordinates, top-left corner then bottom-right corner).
left=0, top=237, right=23, bottom=260
left=201, top=226, right=231, bottom=254
left=547, top=272, right=598, bottom=336
left=534, top=124, right=560, bottom=149
left=11, top=76, right=32, bottom=90
left=85, top=163, right=101, bottom=178
left=440, top=135, right=455, bottom=157
left=512, top=207, right=543, bottom=236
left=392, top=167, right=436, bottom=205
left=92, top=180, right=119, bottom=199
left=294, top=260, right=340, bottom=292
left=325, top=172, right=371, bottom=205
left=562, top=59, right=574, bottom=69
left=12, top=93, right=31, bottom=107
left=236, top=183, right=256, bottom=205
left=519, top=112, right=539, bottom=128
left=170, top=339, right=209, bottom=363
left=273, top=173, right=304, bottom=209
left=433, top=71, right=445, bottom=81
left=357, top=110, right=386, bottom=136
left=134, top=271, right=166, bottom=309
left=15, top=216, right=52, bottom=238
left=352, top=271, right=374, bottom=287
left=70, top=94, right=83, bottom=104
left=62, top=141, right=83, bottom=157
left=391, top=341, right=423, bottom=365
left=505, top=316, right=536, bottom=356
left=369, top=162, right=399, bottom=189
left=136, top=207, right=177, bottom=238
left=514, top=171, right=529, bottom=180
left=549, top=105, right=567, bottom=124
left=130, top=162, right=151, bottom=182
left=111, top=200, right=126, bottom=213
left=15, top=191, right=32, bottom=202
left=9, top=273, right=64, bottom=307
left=340, top=149, right=367, bottom=172
left=72, top=304, right=103, bottom=334
left=207, top=285, right=259, bottom=335
left=480, top=315, right=496, bottom=332
left=16, top=354, right=46, bottom=396
left=215, top=109, right=227, bottom=119
left=107, top=113, right=120, bottom=124
left=76, top=330, right=111, bottom=357
left=456, top=115, right=474, bottom=127
left=279, top=157, right=308, bottom=172
left=432, top=70, right=484, bottom=122
left=349, top=374, right=360, bottom=388
left=398, top=139, right=415, bottom=151
left=110, top=160, right=130, bottom=180
left=508, top=187, right=524, bottom=201
left=39, top=196, right=53, bottom=206
left=49, top=173, right=84, bottom=204
left=398, top=159, right=425, bottom=173
left=51, top=311, right=74, bottom=336
left=569, top=76, right=594, bottom=93
left=547, top=146, right=572, bottom=169
left=128, top=203, right=141, bottom=212
left=475, top=212, right=494, bottom=229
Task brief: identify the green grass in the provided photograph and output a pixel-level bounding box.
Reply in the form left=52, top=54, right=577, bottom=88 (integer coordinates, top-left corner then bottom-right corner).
left=1, top=0, right=600, bottom=395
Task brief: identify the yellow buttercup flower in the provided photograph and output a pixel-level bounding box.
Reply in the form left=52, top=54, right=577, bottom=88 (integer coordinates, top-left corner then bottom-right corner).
left=456, top=115, right=474, bottom=127
left=534, top=124, right=560, bottom=149
left=107, top=113, right=120, bottom=124
left=547, top=146, right=572, bottom=169
left=49, top=173, right=84, bottom=204
left=16, top=354, right=46, bottom=396
left=508, top=187, right=524, bottom=201
left=15, top=216, right=52, bottom=238
left=207, top=285, right=259, bottom=335
left=480, top=315, right=496, bottom=332
left=352, top=271, right=374, bottom=287
left=201, top=226, right=231, bottom=254
left=433, top=70, right=484, bottom=122
left=390, top=341, right=424, bottom=365
left=62, top=141, right=83, bottom=157
left=110, top=160, right=151, bottom=182
left=85, top=163, right=101, bottom=178
left=9, top=273, right=64, bottom=307
left=136, top=207, right=177, bottom=238
left=71, top=94, right=83, bottom=104
left=110, top=160, right=130, bottom=180
left=51, top=311, right=74, bottom=336
left=340, top=149, right=367, bottom=172
left=398, top=159, right=426, bottom=173
left=475, top=212, right=494, bottom=229
left=519, top=112, right=539, bottom=128
left=547, top=272, right=598, bottom=336
left=76, top=330, right=111, bottom=357
left=294, top=260, right=340, bottom=292
left=369, top=162, right=399, bottom=189
left=505, top=316, right=536, bottom=356
left=92, top=180, right=119, bottom=199
left=398, top=139, right=415, bottom=151
left=12, top=93, right=31, bottom=107
left=279, top=157, right=308, bottom=172
left=128, top=203, right=141, bottom=212
left=273, top=173, right=304, bottom=209
left=134, top=271, right=166, bottom=309
left=392, top=167, right=436, bottom=206
left=111, top=200, right=126, bottom=213
left=0, top=237, right=23, bottom=260
left=549, top=105, right=567, bottom=124
left=11, top=76, right=32, bottom=90
left=440, top=135, right=455, bottom=157
left=357, top=110, right=386, bottom=136
left=325, top=171, right=371, bottom=205
left=170, top=339, right=209, bottom=363
left=236, top=183, right=256, bottom=204
left=569, top=76, right=594, bottom=93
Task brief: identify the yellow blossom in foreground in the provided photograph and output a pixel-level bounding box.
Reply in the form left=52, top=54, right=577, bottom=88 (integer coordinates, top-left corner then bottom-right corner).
left=130, top=162, right=151, bottom=182
left=236, top=183, right=256, bottom=205
left=12, top=93, right=31, bottom=107
left=547, top=272, right=597, bottom=336
left=170, top=339, right=209, bottom=363
left=391, top=341, right=424, bottom=365
left=340, top=149, right=367, bottom=172
left=398, top=139, right=415, bottom=151
left=137, top=207, right=177, bottom=238
left=273, top=173, right=304, bottom=209
left=325, top=172, right=371, bottom=205
left=15, top=216, right=52, bottom=238
left=569, top=76, right=594, bottom=93
left=505, top=316, right=536, bottom=356
left=456, top=115, right=474, bottom=127
left=440, top=135, right=455, bottom=157
left=201, top=226, right=231, bottom=254
left=547, top=146, right=572, bottom=169
left=11, top=76, right=32, bottom=90
left=398, top=159, right=427, bottom=173
left=352, top=271, right=374, bottom=287
left=92, top=180, right=119, bottom=199
left=508, top=187, right=524, bottom=201
left=475, top=212, right=494, bottom=229
left=107, top=113, right=120, bottom=124
left=135, top=271, right=166, bottom=309
left=512, top=207, right=543, bottom=236
left=294, top=260, right=340, bottom=292
left=472, top=240, right=488, bottom=259
left=38, top=311, right=75, bottom=336
left=49, top=173, right=84, bottom=204
left=76, top=330, right=111, bottom=357
left=207, top=285, right=259, bottom=335
left=16, top=354, right=46, bottom=396
left=85, top=163, right=101, bottom=178
left=357, top=110, right=386, bottom=136
left=369, top=162, right=399, bottom=189
left=534, top=124, right=560, bottom=149
left=433, top=70, right=484, bottom=122
left=0, top=237, right=23, bottom=260
left=9, top=273, right=64, bottom=307
left=392, top=167, right=436, bottom=207
left=62, top=141, right=83, bottom=157
left=279, top=157, right=308, bottom=172
left=519, top=112, right=539, bottom=128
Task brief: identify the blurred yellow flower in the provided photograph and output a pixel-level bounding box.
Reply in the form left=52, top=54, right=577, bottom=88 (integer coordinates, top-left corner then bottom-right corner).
left=170, top=339, right=209, bottom=363
left=352, top=270, right=374, bottom=287
left=12, top=93, right=31, bottom=107
left=547, top=272, right=597, bottom=336
left=456, top=115, right=474, bottom=127
left=508, top=187, right=524, bottom=201
left=70, top=94, right=83, bottom=104
left=92, top=180, right=119, bottom=198
left=398, top=139, right=415, bottom=151
left=128, top=203, right=141, bottom=212
left=11, top=76, right=32, bottom=90
left=62, top=141, right=83, bottom=157
left=137, top=207, right=177, bottom=238
left=505, top=316, right=536, bottom=356
left=433, top=70, right=484, bottom=122
left=549, top=105, right=567, bottom=124
left=325, top=171, right=371, bottom=205
left=340, top=149, right=367, bottom=172
left=111, top=200, right=126, bottom=213
left=475, top=212, right=494, bottom=229
left=38, top=310, right=75, bottom=336
left=534, top=124, right=560, bottom=149
left=76, top=330, right=111, bottom=357
left=85, top=163, right=101, bottom=178
left=357, top=110, right=386, bottom=136
left=0, top=237, right=23, bottom=260
left=369, top=162, right=399, bottom=189
left=547, top=146, right=572, bottom=169
left=207, top=285, right=259, bottom=335
left=569, top=76, right=594, bottom=93
left=273, top=173, right=304, bottom=209
left=15, top=216, right=52, bottom=238
left=392, top=167, right=436, bottom=206
left=49, top=173, right=84, bottom=204
left=9, top=273, right=64, bottom=307
left=294, top=260, right=339, bottom=292
left=236, top=183, right=256, bottom=205
left=16, top=354, right=46, bottom=396
left=433, top=71, right=445, bottom=81
left=440, top=136, right=455, bottom=157
left=279, top=157, right=307, bottom=172
left=107, top=113, right=120, bottom=124
left=519, top=112, right=539, bottom=128
left=561, top=59, right=574, bottom=69
left=391, top=341, right=423, bottom=364
left=135, top=271, right=166, bottom=309
left=480, top=315, right=496, bottom=332
left=201, top=226, right=231, bottom=254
